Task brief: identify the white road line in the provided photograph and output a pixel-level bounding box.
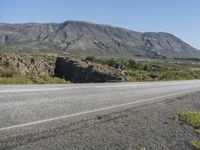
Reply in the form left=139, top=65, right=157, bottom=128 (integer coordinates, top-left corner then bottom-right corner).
left=89, top=82, right=180, bottom=88
left=0, top=84, right=147, bottom=93
left=0, top=82, right=190, bottom=93
left=0, top=88, right=199, bottom=132
left=0, top=84, right=154, bottom=93
left=0, top=88, right=64, bottom=93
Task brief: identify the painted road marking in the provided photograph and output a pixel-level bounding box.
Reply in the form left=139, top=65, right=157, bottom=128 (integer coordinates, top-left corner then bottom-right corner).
left=0, top=88, right=64, bottom=93
left=0, top=81, right=193, bottom=93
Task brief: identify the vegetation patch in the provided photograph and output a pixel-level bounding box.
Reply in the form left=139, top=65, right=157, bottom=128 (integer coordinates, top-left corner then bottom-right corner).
left=0, top=74, right=67, bottom=84
left=176, top=111, right=200, bottom=149
left=195, top=129, right=200, bottom=134
left=84, top=56, right=200, bottom=81
left=177, top=111, right=200, bottom=128
left=189, top=141, right=200, bottom=150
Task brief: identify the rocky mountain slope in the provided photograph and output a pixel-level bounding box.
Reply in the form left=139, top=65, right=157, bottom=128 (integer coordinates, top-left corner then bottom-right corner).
left=0, top=21, right=199, bottom=58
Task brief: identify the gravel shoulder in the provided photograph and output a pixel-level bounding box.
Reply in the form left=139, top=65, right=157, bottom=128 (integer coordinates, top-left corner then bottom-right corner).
left=3, top=92, right=200, bottom=150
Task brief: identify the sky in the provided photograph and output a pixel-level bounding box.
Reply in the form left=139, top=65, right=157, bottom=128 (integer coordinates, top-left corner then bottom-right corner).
left=0, top=0, right=200, bottom=49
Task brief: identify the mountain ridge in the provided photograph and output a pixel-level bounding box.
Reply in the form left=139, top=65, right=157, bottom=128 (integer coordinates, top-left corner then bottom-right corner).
left=0, top=20, right=199, bottom=58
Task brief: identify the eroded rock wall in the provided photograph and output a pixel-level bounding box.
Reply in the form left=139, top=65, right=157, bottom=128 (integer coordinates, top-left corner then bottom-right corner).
left=54, top=57, right=127, bottom=83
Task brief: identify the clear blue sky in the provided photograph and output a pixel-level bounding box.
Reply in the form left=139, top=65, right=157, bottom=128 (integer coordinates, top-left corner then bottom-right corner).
left=1, top=0, right=200, bottom=49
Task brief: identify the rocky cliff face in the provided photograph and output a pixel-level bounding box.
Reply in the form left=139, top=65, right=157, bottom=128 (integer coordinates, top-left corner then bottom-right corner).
left=0, top=21, right=199, bottom=58
left=54, top=57, right=127, bottom=83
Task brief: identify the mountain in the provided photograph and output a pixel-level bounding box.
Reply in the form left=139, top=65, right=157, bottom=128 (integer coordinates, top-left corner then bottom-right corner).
left=0, top=21, right=199, bottom=58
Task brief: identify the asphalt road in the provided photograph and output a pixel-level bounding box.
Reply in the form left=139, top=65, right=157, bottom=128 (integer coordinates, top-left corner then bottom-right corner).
left=1, top=80, right=200, bottom=149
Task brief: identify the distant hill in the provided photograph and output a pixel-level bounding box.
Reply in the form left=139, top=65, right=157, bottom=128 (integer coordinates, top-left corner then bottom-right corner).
left=0, top=21, right=200, bottom=58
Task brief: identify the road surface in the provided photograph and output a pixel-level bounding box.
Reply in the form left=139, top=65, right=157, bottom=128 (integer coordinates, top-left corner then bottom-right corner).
left=1, top=80, right=200, bottom=149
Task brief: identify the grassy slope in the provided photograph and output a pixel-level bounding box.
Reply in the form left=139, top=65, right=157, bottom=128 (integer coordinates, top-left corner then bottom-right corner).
left=0, top=74, right=67, bottom=84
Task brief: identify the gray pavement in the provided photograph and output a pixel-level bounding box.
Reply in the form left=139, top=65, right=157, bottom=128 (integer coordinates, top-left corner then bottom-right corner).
left=1, top=80, right=200, bottom=149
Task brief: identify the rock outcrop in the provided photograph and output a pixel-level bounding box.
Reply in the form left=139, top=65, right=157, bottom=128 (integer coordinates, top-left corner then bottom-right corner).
left=0, top=53, right=56, bottom=75
left=54, top=57, right=127, bottom=83
left=0, top=53, right=127, bottom=83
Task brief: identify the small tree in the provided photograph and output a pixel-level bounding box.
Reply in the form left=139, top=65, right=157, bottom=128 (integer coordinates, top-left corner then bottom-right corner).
left=128, top=59, right=136, bottom=69
left=108, top=58, right=117, bottom=67
left=144, top=64, right=148, bottom=71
